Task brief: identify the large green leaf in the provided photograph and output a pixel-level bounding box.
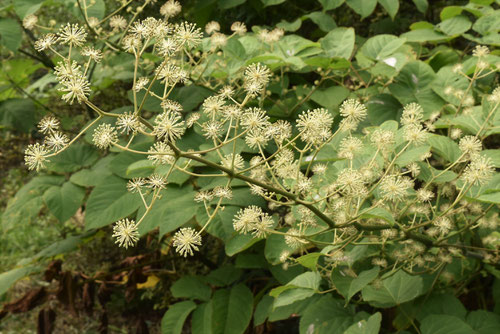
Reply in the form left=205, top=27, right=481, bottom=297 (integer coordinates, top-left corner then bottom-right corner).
left=43, top=182, right=85, bottom=222
left=362, top=270, right=424, bottom=307
left=136, top=185, right=200, bottom=236
left=0, top=18, right=23, bottom=51
left=420, top=315, right=475, bottom=334
left=191, top=301, right=213, bottom=334
left=48, top=143, right=99, bottom=173
left=85, top=175, right=141, bottom=230
left=389, top=61, right=437, bottom=105
left=427, top=134, right=462, bottom=163
left=412, top=0, right=428, bottom=13
left=378, top=0, right=399, bottom=20
left=366, top=94, right=402, bottom=125
left=0, top=266, right=40, bottom=296
left=13, top=0, right=45, bottom=19
left=310, top=86, right=350, bottom=111
left=161, top=301, right=197, bottom=334
left=360, top=35, right=405, bottom=61
left=171, top=276, right=211, bottom=301
left=344, top=312, right=382, bottom=334
left=320, top=28, right=355, bottom=59
left=467, top=310, right=500, bottom=334
left=306, top=12, right=337, bottom=32
left=332, top=266, right=380, bottom=303
left=437, top=15, right=472, bottom=36
left=299, top=296, right=357, bottom=334
left=211, top=284, right=253, bottom=334
left=346, top=0, right=377, bottom=19
left=2, top=175, right=64, bottom=228
left=318, top=0, right=345, bottom=10
left=0, top=98, right=37, bottom=133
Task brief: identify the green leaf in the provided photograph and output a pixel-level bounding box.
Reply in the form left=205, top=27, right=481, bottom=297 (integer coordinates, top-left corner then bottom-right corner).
left=473, top=11, right=500, bottom=35
left=344, top=312, right=382, bottom=334
left=366, top=94, right=402, bottom=125
left=346, top=0, right=377, bottom=19
left=306, top=12, right=337, bottom=32
left=467, top=310, right=500, bottom=334
left=274, top=288, right=316, bottom=308
left=136, top=186, right=200, bottom=236
left=362, top=270, right=424, bottom=307
left=389, top=61, right=437, bottom=105
left=277, top=18, right=302, bottom=32
left=400, top=29, right=448, bottom=43
left=332, top=266, right=380, bottom=303
left=437, top=15, right=472, bottom=36
left=440, top=6, right=463, bottom=20
left=359, top=207, right=395, bottom=225
left=69, top=156, right=114, bottom=187
left=85, top=175, right=141, bottom=230
left=206, top=265, right=242, bottom=287
left=318, top=0, right=345, bottom=10
left=218, top=0, right=246, bottom=9
left=225, top=234, right=261, bottom=257
left=43, top=182, right=85, bottom=222
left=48, top=143, right=99, bottom=173
left=261, top=0, right=285, bottom=6
left=287, top=271, right=321, bottom=290
left=427, top=134, right=462, bottom=163
left=483, top=150, right=500, bottom=168
left=13, top=0, right=45, bottom=19
left=0, top=98, right=37, bottom=133
left=412, top=0, right=428, bottom=13
left=395, top=145, right=431, bottom=166
left=378, top=0, right=399, bottom=20
left=254, top=295, right=274, bottom=326
left=171, top=276, right=211, bottom=301
left=2, top=175, right=64, bottom=228
left=320, top=28, right=355, bottom=59
left=265, top=231, right=296, bottom=265
left=161, top=301, right=197, bottom=334
left=299, top=296, right=357, bottom=334
left=0, top=266, right=40, bottom=296
left=360, top=35, right=406, bottom=61
left=191, top=301, right=213, bottom=334
left=420, top=315, right=475, bottom=334
left=211, top=284, right=253, bottom=334
left=414, top=293, right=467, bottom=322
left=85, top=0, right=105, bottom=19
left=310, top=86, right=350, bottom=111
left=296, top=253, right=323, bottom=270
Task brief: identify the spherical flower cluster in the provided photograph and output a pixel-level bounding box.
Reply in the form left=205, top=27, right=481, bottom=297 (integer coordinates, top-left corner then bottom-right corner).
left=153, top=111, right=186, bottom=142
left=284, top=228, right=308, bottom=248
left=339, top=99, right=367, bottom=124
left=38, top=116, right=60, bottom=134
left=401, top=103, right=423, bottom=126
left=23, top=14, right=38, bottom=30
left=148, top=141, right=176, bottom=165
left=116, top=112, right=142, bottom=134
left=459, top=136, right=482, bottom=160
left=461, top=156, right=495, bottom=185
left=173, top=227, right=202, bottom=257
left=243, top=63, right=271, bottom=96
left=380, top=175, right=414, bottom=201
left=221, top=154, right=245, bottom=171
left=296, top=108, right=333, bottom=145
left=174, top=22, right=203, bottom=49
left=240, top=107, right=270, bottom=130
left=231, top=21, right=247, bottom=35
left=24, top=143, right=50, bottom=171
left=160, top=0, right=182, bottom=18
left=92, top=124, right=118, bottom=149
left=233, top=206, right=273, bottom=237
left=34, top=34, right=57, bottom=51
left=57, top=23, right=87, bottom=46
left=112, top=219, right=140, bottom=249
left=338, top=136, right=364, bottom=160
left=45, top=132, right=69, bottom=150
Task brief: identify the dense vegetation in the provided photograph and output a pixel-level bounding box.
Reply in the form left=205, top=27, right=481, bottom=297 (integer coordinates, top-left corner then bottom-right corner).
left=1, top=0, right=500, bottom=333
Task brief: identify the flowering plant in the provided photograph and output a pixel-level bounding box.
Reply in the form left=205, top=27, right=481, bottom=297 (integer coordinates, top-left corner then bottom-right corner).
left=2, top=0, right=500, bottom=332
